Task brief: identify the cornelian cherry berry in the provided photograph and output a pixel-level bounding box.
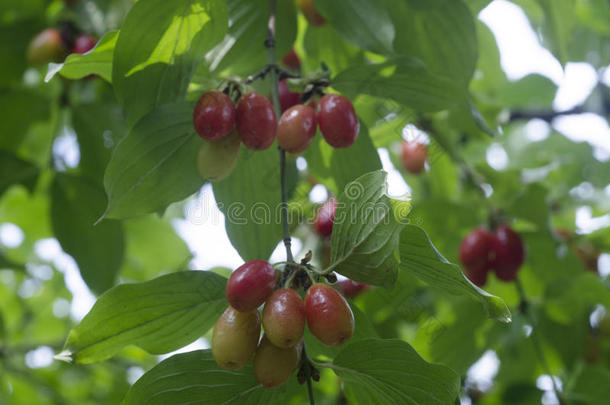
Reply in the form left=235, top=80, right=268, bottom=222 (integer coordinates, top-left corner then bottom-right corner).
left=262, top=288, right=306, bottom=348
left=193, top=91, right=236, bottom=141
left=299, top=0, right=326, bottom=27
left=490, top=225, right=524, bottom=281
left=317, top=94, right=359, bottom=148
left=72, top=34, right=96, bottom=54
left=281, top=49, right=301, bottom=70
left=212, top=306, right=260, bottom=370
left=305, top=283, right=354, bottom=346
left=236, top=92, right=277, bottom=150
left=277, top=79, right=301, bottom=113
left=314, top=199, right=337, bottom=237
left=459, top=228, right=493, bottom=287
left=254, top=335, right=302, bottom=388
left=401, top=140, right=427, bottom=174
left=338, top=279, right=370, bottom=299
left=226, top=260, right=277, bottom=312
left=277, top=105, right=316, bottom=154
left=27, top=28, right=66, bottom=65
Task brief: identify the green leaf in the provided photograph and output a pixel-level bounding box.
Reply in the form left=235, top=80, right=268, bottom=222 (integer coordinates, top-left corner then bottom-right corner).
left=63, top=271, right=226, bottom=364
left=0, top=22, right=39, bottom=86
left=112, top=0, right=227, bottom=126
left=326, top=170, right=410, bottom=289
left=313, top=0, right=394, bottom=55
left=304, top=123, right=381, bottom=195
left=50, top=174, right=124, bottom=294
left=103, top=101, right=204, bottom=219
left=566, top=366, right=610, bottom=405
left=207, top=0, right=296, bottom=75
left=333, top=57, right=466, bottom=113
left=45, top=31, right=118, bottom=83
left=325, top=338, right=460, bottom=404
left=302, top=24, right=364, bottom=75
left=0, top=88, right=51, bottom=152
left=122, top=350, right=289, bottom=405
left=399, top=224, right=511, bottom=322
left=508, top=183, right=550, bottom=230
left=0, top=151, right=39, bottom=196
left=212, top=147, right=282, bottom=262
left=389, top=0, right=477, bottom=85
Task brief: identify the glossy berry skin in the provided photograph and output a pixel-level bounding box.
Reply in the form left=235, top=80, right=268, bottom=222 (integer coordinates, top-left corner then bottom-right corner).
left=212, top=306, right=261, bottom=370
left=465, top=267, right=488, bottom=287
left=490, top=225, right=525, bottom=281
left=299, top=0, right=326, bottom=27
left=254, top=335, right=302, bottom=388
left=459, top=228, right=493, bottom=275
left=282, top=49, right=301, bottom=70
left=226, top=260, right=277, bottom=312
left=72, top=34, right=96, bottom=54
left=262, top=289, right=306, bottom=348
left=338, top=279, right=370, bottom=299
left=277, top=79, right=301, bottom=113
left=27, top=28, right=66, bottom=65
left=317, top=94, right=359, bottom=148
left=305, top=283, right=354, bottom=346
left=314, top=199, right=337, bottom=237
left=401, top=141, right=427, bottom=174
left=277, top=105, right=316, bottom=154
left=193, top=91, right=236, bottom=141
left=197, top=130, right=241, bottom=181
left=236, top=92, right=277, bottom=150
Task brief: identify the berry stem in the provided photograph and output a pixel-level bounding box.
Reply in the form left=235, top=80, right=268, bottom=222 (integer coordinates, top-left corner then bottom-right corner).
left=515, top=277, right=566, bottom=405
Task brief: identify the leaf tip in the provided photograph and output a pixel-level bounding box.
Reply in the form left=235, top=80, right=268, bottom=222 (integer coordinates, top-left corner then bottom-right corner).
left=54, top=349, right=75, bottom=363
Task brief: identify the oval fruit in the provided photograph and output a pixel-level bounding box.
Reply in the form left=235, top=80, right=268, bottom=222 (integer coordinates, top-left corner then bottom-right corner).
left=262, top=289, right=306, bottom=348
left=299, top=0, right=326, bottom=27
left=278, top=79, right=301, bottom=113
left=282, top=49, right=301, bottom=70
left=490, top=225, right=525, bottom=281
left=27, top=28, right=66, bottom=65
left=338, top=279, right=370, bottom=299
left=277, top=105, right=316, bottom=153
left=72, top=34, right=96, bottom=54
left=317, top=94, right=359, bottom=148
left=193, top=90, right=236, bottom=141
left=197, top=130, right=241, bottom=181
left=212, top=306, right=261, bottom=370
left=236, top=92, right=277, bottom=150
left=226, top=260, right=277, bottom=312
left=254, top=335, right=302, bottom=388
left=459, top=227, right=492, bottom=286
left=314, top=199, right=337, bottom=237
left=305, top=283, right=354, bottom=346
left=401, top=141, right=427, bottom=174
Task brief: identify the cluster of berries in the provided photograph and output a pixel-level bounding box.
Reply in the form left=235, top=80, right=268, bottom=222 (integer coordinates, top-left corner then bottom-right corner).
left=459, top=224, right=525, bottom=287
left=212, top=260, right=354, bottom=388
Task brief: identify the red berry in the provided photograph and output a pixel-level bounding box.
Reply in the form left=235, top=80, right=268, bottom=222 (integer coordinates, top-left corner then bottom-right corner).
left=281, top=49, right=301, bottom=70
left=72, top=34, right=97, bottom=54
left=27, top=28, right=66, bottom=65
left=277, top=105, right=316, bottom=154
left=262, top=289, right=306, bottom=348
left=277, top=79, right=301, bottom=113
left=314, top=199, right=337, bottom=237
left=459, top=228, right=492, bottom=273
left=305, top=283, right=354, bottom=346
left=338, top=279, right=370, bottom=299
left=226, top=260, right=277, bottom=312
left=465, top=266, right=488, bottom=287
left=490, top=225, right=525, bottom=281
left=236, top=92, right=277, bottom=150
left=299, top=0, right=326, bottom=27
left=317, top=94, right=359, bottom=148
left=193, top=91, right=236, bottom=141
left=401, top=141, right=427, bottom=174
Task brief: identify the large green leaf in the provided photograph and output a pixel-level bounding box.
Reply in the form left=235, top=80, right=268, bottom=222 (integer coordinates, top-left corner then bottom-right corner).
left=103, top=101, right=204, bottom=219
left=0, top=88, right=50, bottom=152
left=0, top=151, right=39, bottom=196
left=304, top=123, right=381, bottom=195
left=399, top=224, right=511, bottom=322
left=323, top=338, right=460, bottom=404
left=390, top=0, right=478, bottom=85
left=313, top=0, right=394, bottom=55
left=212, top=147, right=283, bottom=262
left=122, top=350, right=290, bottom=405
left=45, top=31, right=118, bottom=83
left=302, top=24, right=363, bottom=74
left=326, top=170, right=410, bottom=289
left=50, top=173, right=124, bottom=294
left=62, top=271, right=226, bottom=364
left=207, top=0, right=296, bottom=75
left=333, top=57, right=466, bottom=113
left=112, top=0, right=227, bottom=126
